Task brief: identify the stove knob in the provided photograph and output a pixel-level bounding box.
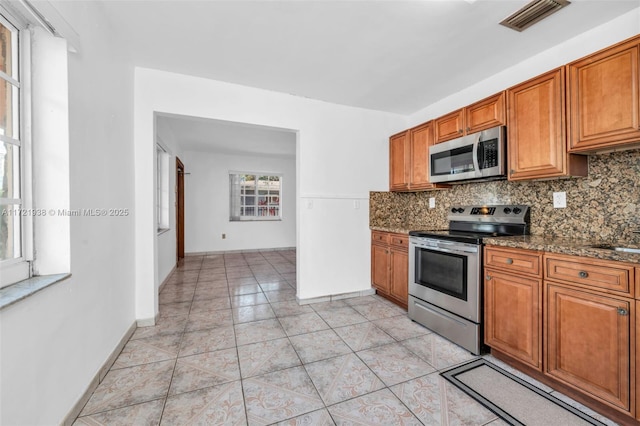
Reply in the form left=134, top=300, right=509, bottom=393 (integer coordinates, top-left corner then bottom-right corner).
left=513, top=207, right=522, bottom=214
left=451, top=208, right=457, bottom=214
left=503, top=207, right=512, bottom=214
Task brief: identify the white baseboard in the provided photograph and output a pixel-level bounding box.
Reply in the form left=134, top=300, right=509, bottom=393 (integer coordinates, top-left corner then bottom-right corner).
left=297, top=288, right=376, bottom=305
left=158, top=264, right=177, bottom=294
left=136, top=314, right=158, bottom=327
left=62, top=320, right=137, bottom=425
left=186, top=247, right=296, bottom=256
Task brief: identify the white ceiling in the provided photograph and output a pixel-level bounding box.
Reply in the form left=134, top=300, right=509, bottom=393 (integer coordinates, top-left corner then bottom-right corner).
left=102, top=0, right=639, bottom=154
left=157, top=114, right=296, bottom=157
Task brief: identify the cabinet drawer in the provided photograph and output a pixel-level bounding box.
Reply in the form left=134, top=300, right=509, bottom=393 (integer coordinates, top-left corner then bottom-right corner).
left=390, top=233, right=409, bottom=249
left=545, top=254, right=634, bottom=296
left=485, top=246, right=542, bottom=277
left=371, top=231, right=390, bottom=245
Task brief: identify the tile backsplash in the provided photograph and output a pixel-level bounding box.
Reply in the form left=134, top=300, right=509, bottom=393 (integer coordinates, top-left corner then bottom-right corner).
left=370, top=149, right=640, bottom=243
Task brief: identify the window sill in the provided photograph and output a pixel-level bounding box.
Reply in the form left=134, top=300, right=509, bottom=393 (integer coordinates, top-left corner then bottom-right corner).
left=0, top=273, right=71, bottom=311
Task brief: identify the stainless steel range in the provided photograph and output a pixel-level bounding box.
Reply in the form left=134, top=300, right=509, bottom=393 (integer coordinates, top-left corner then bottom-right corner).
left=408, top=205, right=530, bottom=355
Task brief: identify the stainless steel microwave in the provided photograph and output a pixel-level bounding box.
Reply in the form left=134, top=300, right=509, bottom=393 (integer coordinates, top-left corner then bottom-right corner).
left=429, top=125, right=506, bottom=183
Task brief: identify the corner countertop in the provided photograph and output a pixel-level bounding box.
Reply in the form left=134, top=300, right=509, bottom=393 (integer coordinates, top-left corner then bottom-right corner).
left=483, top=235, right=640, bottom=265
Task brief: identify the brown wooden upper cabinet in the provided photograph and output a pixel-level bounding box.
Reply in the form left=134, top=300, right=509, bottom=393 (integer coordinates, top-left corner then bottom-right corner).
left=389, top=122, right=450, bottom=191
left=389, top=130, right=409, bottom=191
left=507, top=68, right=587, bottom=181
left=568, top=35, right=640, bottom=152
left=434, top=92, right=506, bottom=144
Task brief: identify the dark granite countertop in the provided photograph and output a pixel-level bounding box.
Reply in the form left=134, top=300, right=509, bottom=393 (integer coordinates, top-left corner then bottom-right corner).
left=483, top=235, right=640, bottom=265
left=370, top=226, right=411, bottom=235
left=370, top=227, right=640, bottom=264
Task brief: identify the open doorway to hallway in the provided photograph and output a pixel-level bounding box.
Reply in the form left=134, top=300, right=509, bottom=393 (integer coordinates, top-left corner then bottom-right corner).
left=155, top=113, right=297, bottom=294
left=176, top=157, right=185, bottom=264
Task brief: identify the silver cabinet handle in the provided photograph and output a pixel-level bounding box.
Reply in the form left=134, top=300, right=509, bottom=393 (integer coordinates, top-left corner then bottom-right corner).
left=617, top=307, right=629, bottom=316
left=505, top=258, right=513, bottom=265
left=486, top=275, right=492, bottom=281
left=578, top=271, right=589, bottom=278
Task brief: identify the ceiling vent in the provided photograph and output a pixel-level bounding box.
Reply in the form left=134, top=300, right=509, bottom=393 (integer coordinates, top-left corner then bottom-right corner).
left=500, top=0, right=571, bottom=32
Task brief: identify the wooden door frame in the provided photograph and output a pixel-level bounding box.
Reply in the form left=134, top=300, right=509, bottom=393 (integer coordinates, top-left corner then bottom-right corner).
left=176, top=157, right=185, bottom=263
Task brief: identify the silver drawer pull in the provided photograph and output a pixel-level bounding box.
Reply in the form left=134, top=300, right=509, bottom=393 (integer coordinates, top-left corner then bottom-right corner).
left=505, top=258, right=513, bottom=265
left=485, top=275, right=492, bottom=281
left=617, top=307, right=629, bottom=316
left=578, top=271, right=589, bottom=278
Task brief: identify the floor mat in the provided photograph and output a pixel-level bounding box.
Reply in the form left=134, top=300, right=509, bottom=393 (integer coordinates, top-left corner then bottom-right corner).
left=441, top=359, right=606, bottom=426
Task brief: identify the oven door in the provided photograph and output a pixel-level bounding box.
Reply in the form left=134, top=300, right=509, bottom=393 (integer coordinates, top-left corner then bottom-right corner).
left=409, top=238, right=481, bottom=322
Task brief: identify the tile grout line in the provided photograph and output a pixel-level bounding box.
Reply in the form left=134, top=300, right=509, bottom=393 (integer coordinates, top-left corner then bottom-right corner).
left=157, top=256, right=202, bottom=424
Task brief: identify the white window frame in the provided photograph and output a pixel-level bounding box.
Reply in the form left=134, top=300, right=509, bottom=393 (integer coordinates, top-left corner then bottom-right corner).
left=0, top=9, right=33, bottom=288
left=229, top=172, right=282, bottom=222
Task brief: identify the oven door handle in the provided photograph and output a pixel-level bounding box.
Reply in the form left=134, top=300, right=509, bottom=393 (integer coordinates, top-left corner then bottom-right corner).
left=413, top=244, right=478, bottom=256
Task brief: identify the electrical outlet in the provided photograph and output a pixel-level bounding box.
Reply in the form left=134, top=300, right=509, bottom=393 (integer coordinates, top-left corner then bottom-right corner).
left=429, top=197, right=436, bottom=209
left=553, top=192, right=566, bottom=209
left=354, top=200, right=360, bottom=210
left=222, top=233, right=226, bottom=239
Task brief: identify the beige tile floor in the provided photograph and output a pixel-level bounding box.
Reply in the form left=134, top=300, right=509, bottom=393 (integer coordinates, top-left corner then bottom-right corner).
left=73, top=250, right=618, bottom=425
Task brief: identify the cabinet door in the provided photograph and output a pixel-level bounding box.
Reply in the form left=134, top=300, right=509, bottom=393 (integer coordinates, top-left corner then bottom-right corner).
left=466, top=92, right=506, bottom=134
left=434, top=109, right=464, bottom=144
left=485, top=269, right=542, bottom=370
left=507, top=68, right=571, bottom=180
left=546, top=282, right=631, bottom=411
left=568, top=40, right=640, bottom=152
left=636, top=300, right=640, bottom=421
left=409, top=122, right=432, bottom=190
left=390, top=247, right=408, bottom=308
left=371, top=243, right=390, bottom=295
left=389, top=131, right=409, bottom=191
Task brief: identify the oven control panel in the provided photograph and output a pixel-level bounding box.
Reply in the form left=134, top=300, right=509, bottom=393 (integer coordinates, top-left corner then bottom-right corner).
left=448, top=205, right=529, bottom=224
left=470, top=207, right=495, bottom=215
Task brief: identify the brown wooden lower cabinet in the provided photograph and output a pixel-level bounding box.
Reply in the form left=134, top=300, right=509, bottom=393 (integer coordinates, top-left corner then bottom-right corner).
left=637, top=300, right=640, bottom=422
left=371, top=231, right=408, bottom=309
left=371, top=243, right=390, bottom=294
left=485, top=269, right=542, bottom=370
left=484, top=245, right=638, bottom=422
left=545, top=282, right=632, bottom=412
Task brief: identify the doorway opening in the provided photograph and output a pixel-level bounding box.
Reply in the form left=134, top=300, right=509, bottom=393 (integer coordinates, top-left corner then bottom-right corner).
left=176, top=157, right=185, bottom=264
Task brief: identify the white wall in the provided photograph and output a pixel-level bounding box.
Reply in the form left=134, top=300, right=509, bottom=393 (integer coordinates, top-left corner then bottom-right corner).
left=155, top=117, right=183, bottom=287
left=0, top=2, right=136, bottom=424
left=182, top=151, right=296, bottom=252
left=407, top=8, right=640, bottom=127
left=134, top=70, right=406, bottom=307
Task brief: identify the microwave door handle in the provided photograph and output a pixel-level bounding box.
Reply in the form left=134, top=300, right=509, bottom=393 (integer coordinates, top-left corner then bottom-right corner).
left=472, top=133, right=481, bottom=174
